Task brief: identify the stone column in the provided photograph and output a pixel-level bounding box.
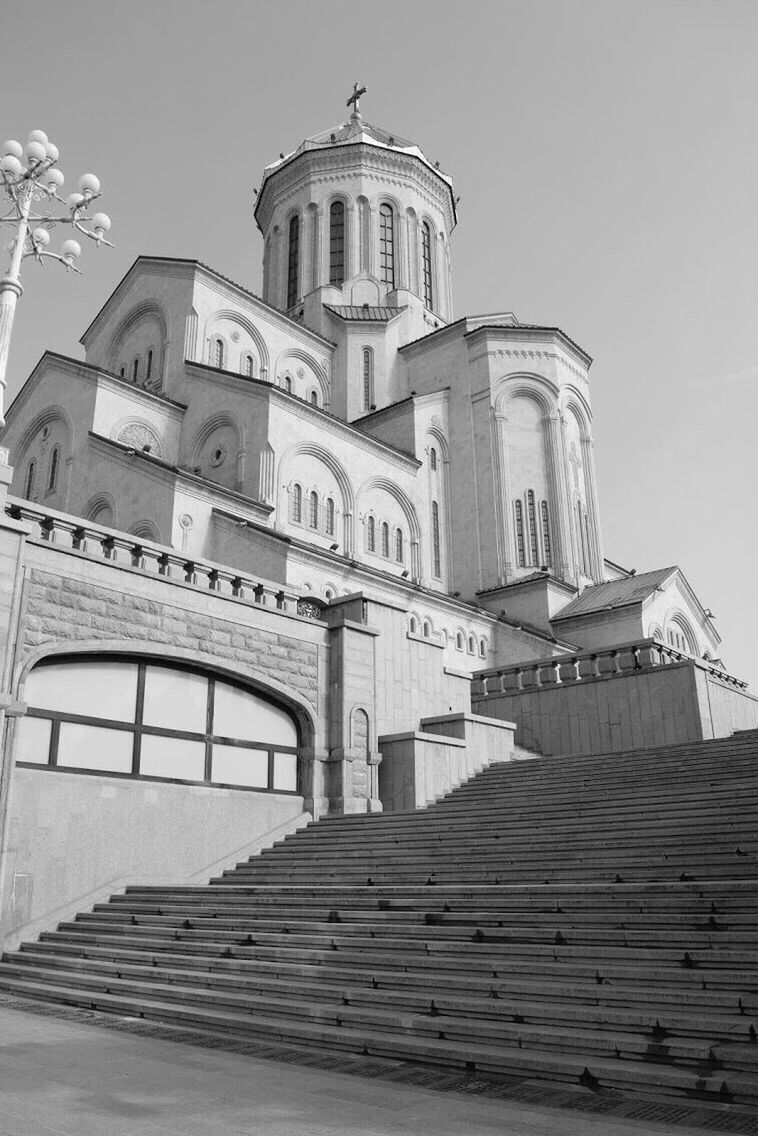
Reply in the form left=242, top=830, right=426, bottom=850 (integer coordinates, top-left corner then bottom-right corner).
left=347, top=202, right=359, bottom=280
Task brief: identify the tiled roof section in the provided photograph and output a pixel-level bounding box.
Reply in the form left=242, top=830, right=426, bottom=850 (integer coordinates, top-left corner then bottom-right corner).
left=552, top=567, right=678, bottom=621
left=324, top=305, right=404, bottom=322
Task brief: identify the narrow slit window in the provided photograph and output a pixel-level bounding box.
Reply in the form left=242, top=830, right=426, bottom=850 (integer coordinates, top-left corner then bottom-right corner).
left=514, top=501, right=525, bottom=567
left=430, top=447, right=437, bottom=471
left=310, top=390, right=318, bottom=406
left=329, top=201, right=345, bottom=286
left=24, top=460, right=36, bottom=500
left=47, top=446, right=60, bottom=492
left=287, top=214, right=300, bottom=308
left=212, top=338, right=224, bottom=369
left=395, top=528, right=403, bottom=562
left=309, top=491, right=319, bottom=529
left=527, top=490, right=539, bottom=565
left=291, top=483, right=302, bottom=523
left=541, top=500, right=552, bottom=567
left=379, top=204, right=395, bottom=289
left=132, top=357, right=139, bottom=383
left=363, top=348, right=373, bottom=411
left=432, top=500, right=441, bottom=577
left=326, top=498, right=335, bottom=536
left=381, top=522, right=390, bottom=558
left=146, top=349, right=153, bottom=381
left=421, top=221, right=433, bottom=309
left=367, top=516, right=375, bottom=552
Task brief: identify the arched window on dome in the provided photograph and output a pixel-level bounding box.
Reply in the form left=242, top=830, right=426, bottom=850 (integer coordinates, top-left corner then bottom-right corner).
left=291, top=483, right=302, bottom=524
left=379, top=204, right=395, bottom=290
left=326, top=497, right=335, bottom=536
left=421, top=221, right=433, bottom=309
left=514, top=501, right=526, bottom=568
left=47, top=446, right=60, bottom=493
left=381, top=521, right=390, bottom=558
left=367, top=515, right=375, bottom=552
left=362, top=348, right=373, bottom=411
left=329, top=201, right=345, bottom=287
left=395, top=528, right=403, bottom=563
left=24, top=459, right=36, bottom=500
left=287, top=214, right=300, bottom=309
left=212, top=337, right=224, bottom=369
left=308, top=490, right=319, bottom=529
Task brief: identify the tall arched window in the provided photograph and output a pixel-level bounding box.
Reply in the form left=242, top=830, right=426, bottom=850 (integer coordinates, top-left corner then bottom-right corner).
left=291, top=483, right=302, bottom=523
left=283, top=376, right=292, bottom=393
left=24, top=460, right=36, bottom=500
left=329, top=201, right=345, bottom=286
left=541, top=500, right=552, bottom=567
left=432, top=500, right=441, bottom=577
left=287, top=214, right=300, bottom=309
left=47, top=446, right=60, bottom=493
left=119, top=366, right=126, bottom=378
left=309, top=491, right=319, bottom=529
left=132, top=357, right=140, bottom=383
left=363, top=348, right=373, bottom=411
left=367, top=515, right=376, bottom=552
left=212, top=338, right=224, bottom=369
left=421, top=221, right=433, bottom=309
left=326, top=497, right=335, bottom=536
left=381, top=522, right=390, bottom=558
left=430, top=447, right=437, bottom=471
left=146, top=349, right=153, bottom=382
left=309, top=390, right=318, bottom=406
left=527, top=490, right=539, bottom=565
left=379, top=204, right=395, bottom=289
left=514, top=501, right=525, bottom=567
left=395, top=528, right=403, bottom=562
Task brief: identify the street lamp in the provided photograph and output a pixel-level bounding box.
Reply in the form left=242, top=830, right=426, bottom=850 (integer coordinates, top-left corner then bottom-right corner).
left=0, top=129, right=114, bottom=427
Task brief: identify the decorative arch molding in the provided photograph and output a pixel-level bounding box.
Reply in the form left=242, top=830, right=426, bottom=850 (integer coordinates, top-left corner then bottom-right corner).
left=561, top=385, right=594, bottom=432
left=278, top=440, right=355, bottom=553
left=15, top=404, right=74, bottom=465
left=664, top=609, right=698, bottom=654
left=13, top=638, right=320, bottom=743
left=201, top=308, right=270, bottom=375
left=648, top=624, right=664, bottom=642
left=84, top=492, right=117, bottom=526
left=190, top=412, right=246, bottom=464
left=493, top=374, right=560, bottom=418
left=105, top=299, right=170, bottom=375
left=274, top=348, right=330, bottom=408
left=113, top=418, right=164, bottom=457
left=128, top=519, right=162, bottom=542
left=356, top=476, right=421, bottom=543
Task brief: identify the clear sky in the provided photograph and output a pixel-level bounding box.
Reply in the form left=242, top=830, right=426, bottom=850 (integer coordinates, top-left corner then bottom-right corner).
left=1, top=0, right=757, bottom=687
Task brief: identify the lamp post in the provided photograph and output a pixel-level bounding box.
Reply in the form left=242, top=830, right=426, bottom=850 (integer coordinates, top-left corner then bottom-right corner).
left=0, top=130, right=114, bottom=428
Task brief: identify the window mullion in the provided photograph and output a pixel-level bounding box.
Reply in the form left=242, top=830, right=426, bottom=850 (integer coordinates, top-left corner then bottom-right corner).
left=132, top=664, right=146, bottom=776
left=205, top=678, right=215, bottom=783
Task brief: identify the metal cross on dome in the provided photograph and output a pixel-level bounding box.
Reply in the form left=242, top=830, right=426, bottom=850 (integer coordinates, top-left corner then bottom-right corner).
left=347, top=82, right=367, bottom=116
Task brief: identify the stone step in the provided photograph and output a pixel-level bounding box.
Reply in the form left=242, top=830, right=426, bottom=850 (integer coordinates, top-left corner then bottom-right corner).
left=2, top=975, right=756, bottom=1104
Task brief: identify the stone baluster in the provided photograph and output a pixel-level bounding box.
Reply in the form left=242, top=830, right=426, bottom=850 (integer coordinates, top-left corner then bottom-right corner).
left=103, top=535, right=136, bottom=565
left=471, top=676, right=486, bottom=697
left=135, top=545, right=163, bottom=574
left=43, top=517, right=78, bottom=549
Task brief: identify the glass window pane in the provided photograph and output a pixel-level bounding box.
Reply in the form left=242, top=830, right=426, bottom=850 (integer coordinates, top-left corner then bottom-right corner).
left=15, top=716, right=52, bottom=765
left=213, top=682, right=297, bottom=746
left=211, top=744, right=269, bottom=788
left=140, top=735, right=206, bottom=781
left=273, top=751, right=298, bottom=793
left=58, top=723, right=133, bottom=773
left=143, top=667, right=208, bottom=733
left=24, top=661, right=138, bottom=722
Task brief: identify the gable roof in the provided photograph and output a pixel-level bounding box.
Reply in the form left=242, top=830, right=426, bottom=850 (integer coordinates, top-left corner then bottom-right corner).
left=552, top=567, right=678, bottom=622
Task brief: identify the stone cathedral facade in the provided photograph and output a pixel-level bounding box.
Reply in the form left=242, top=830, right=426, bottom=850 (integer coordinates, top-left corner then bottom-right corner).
left=1, top=93, right=751, bottom=951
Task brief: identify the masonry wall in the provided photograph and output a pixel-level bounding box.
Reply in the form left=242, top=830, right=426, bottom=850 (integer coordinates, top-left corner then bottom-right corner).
left=697, top=670, right=758, bottom=738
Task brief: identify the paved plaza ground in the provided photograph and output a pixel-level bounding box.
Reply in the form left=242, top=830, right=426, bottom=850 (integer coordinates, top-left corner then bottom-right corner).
left=0, top=1000, right=752, bottom=1136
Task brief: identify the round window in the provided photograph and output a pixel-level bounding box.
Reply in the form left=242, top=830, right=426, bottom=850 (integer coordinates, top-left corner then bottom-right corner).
left=210, top=445, right=227, bottom=467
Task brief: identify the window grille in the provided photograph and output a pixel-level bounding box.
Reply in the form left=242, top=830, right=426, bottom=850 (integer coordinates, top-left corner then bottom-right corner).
left=379, top=204, right=395, bottom=289
left=326, top=498, right=335, bottom=536
left=291, top=483, right=302, bottom=523
left=395, top=528, right=403, bottom=562
left=367, top=515, right=375, bottom=552
left=243, top=355, right=255, bottom=378
left=381, top=522, right=390, bottom=557
left=421, top=221, right=433, bottom=309
left=432, top=500, right=441, bottom=577
left=309, top=490, right=319, bottom=529
left=329, top=201, right=345, bottom=286
left=287, top=214, right=300, bottom=308
left=514, top=501, right=525, bottom=567
left=212, top=338, right=224, bottom=369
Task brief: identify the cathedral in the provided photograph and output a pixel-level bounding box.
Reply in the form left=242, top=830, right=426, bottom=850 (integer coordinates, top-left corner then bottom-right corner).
left=0, top=90, right=753, bottom=957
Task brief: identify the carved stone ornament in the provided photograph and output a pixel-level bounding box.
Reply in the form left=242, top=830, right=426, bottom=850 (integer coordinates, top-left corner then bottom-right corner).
left=117, top=422, right=163, bottom=457
left=230, top=329, right=241, bottom=343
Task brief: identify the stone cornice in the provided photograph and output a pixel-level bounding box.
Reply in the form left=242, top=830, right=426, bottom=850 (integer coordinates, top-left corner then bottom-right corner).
left=255, top=144, right=457, bottom=233
left=464, top=325, right=592, bottom=373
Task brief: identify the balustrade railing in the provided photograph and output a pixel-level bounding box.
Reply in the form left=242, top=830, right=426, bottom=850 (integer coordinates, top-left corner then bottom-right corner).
left=472, top=638, right=747, bottom=697
left=5, top=497, right=318, bottom=618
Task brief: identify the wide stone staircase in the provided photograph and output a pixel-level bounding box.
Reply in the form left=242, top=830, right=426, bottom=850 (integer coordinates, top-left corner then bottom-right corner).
left=2, top=732, right=758, bottom=1106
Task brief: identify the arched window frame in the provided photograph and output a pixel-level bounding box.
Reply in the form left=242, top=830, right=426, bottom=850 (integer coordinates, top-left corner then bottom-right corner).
left=287, top=213, right=300, bottom=309
left=367, top=515, right=375, bottom=552
left=431, top=500, right=441, bottom=578
left=381, top=521, right=390, bottom=558
left=479, top=638, right=487, bottom=659
left=514, top=500, right=526, bottom=567
left=378, top=203, right=395, bottom=290
left=362, top=347, right=374, bottom=411
left=146, top=348, right=154, bottom=382
left=423, top=620, right=431, bottom=639
left=309, top=389, right=319, bottom=407
left=421, top=220, right=434, bottom=309
left=119, top=365, right=126, bottom=378
left=395, top=527, right=403, bottom=563
left=409, top=616, right=417, bottom=635
left=47, top=445, right=60, bottom=493
left=132, top=356, right=140, bottom=383
left=308, top=490, right=319, bottom=529
left=527, top=489, right=539, bottom=566
left=291, top=483, right=302, bottom=524
left=211, top=337, right=225, bottom=369
left=540, top=500, right=552, bottom=567
left=468, top=635, right=475, bottom=655
left=282, top=375, right=293, bottom=394
left=430, top=447, right=437, bottom=471
left=329, top=199, right=345, bottom=287
left=242, top=353, right=256, bottom=379
left=326, top=497, right=335, bottom=536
